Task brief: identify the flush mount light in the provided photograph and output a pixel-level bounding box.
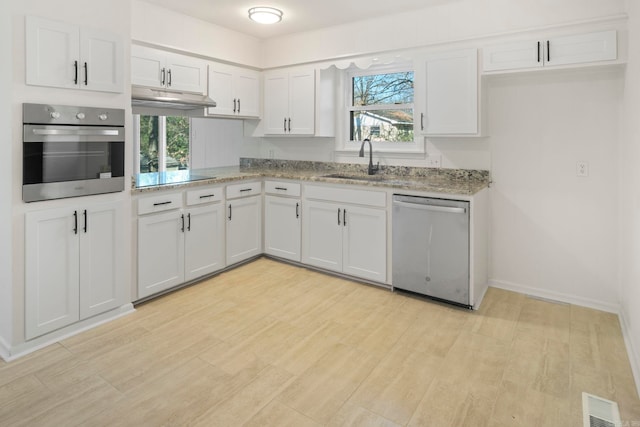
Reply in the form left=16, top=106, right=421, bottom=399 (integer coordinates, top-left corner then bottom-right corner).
left=248, top=7, right=283, bottom=24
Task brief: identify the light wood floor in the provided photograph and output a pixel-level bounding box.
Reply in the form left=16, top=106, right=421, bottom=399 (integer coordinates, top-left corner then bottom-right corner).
left=1, top=258, right=639, bottom=426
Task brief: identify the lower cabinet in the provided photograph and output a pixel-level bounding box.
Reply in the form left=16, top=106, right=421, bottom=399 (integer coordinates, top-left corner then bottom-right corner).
left=264, top=181, right=301, bottom=262
left=226, top=190, right=262, bottom=266
left=138, top=193, right=225, bottom=299
left=25, top=200, right=125, bottom=339
left=303, top=199, right=387, bottom=282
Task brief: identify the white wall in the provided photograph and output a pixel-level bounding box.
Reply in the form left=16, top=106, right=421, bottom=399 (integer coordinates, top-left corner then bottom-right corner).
left=190, top=118, right=245, bottom=168
left=0, top=2, right=14, bottom=353
left=132, top=1, right=263, bottom=68
left=619, top=0, right=640, bottom=392
left=261, top=0, right=626, bottom=68
left=488, top=67, right=622, bottom=309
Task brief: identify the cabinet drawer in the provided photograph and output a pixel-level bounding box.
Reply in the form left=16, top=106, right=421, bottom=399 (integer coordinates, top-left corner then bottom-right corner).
left=304, top=184, right=386, bottom=207
left=186, top=186, right=223, bottom=206
left=138, top=192, right=183, bottom=215
left=226, top=181, right=262, bottom=199
left=265, top=181, right=301, bottom=197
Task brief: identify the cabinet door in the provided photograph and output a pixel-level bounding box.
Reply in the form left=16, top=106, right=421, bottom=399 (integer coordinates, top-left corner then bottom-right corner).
left=342, top=206, right=387, bottom=282
left=288, top=69, right=315, bottom=135
left=227, top=196, right=262, bottom=265
left=138, top=210, right=185, bottom=299
left=263, top=72, right=290, bottom=135
left=423, top=48, right=478, bottom=135
left=25, top=208, right=80, bottom=339
left=264, top=196, right=301, bottom=262
left=165, top=52, right=207, bottom=94
left=26, top=16, right=80, bottom=89
left=131, top=44, right=165, bottom=88
left=79, top=27, right=123, bottom=93
left=208, top=64, right=235, bottom=116
left=235, top=69, right=261, bottom=118
left=302, top=200, right=343, bottom=272
left=546, top=30, right=617, bottom=67
left=482, top=40, right=543, bottom=72
left=184, top=203, right=225, bottom=282
left=79, top=202, right=125, bottom=319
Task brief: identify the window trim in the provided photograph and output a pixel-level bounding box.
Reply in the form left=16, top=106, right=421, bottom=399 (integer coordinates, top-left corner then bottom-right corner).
left=133, top=114, right=192, bottom=175
left=337, top=63, right=425, bottom=156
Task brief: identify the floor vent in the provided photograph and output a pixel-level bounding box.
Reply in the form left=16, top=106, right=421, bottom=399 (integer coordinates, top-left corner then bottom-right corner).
left=582, top=392, right=622, bottom=427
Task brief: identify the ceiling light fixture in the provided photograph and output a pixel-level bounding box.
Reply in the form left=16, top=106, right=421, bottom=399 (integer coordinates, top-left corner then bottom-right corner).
left=248, top=7, right=283, bottom=24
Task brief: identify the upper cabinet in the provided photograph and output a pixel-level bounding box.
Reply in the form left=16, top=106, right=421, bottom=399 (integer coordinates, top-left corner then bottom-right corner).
left=483, top=30, right=617, bottom=73
left=131, top=45, right=207, bottom=94
left=26, top=16, right=124, bottom=93
left=416, top=48, right=480, bottom=136
left=207, top=62, right=261, bottom=118
left=264, top=67, right=316, bottom=135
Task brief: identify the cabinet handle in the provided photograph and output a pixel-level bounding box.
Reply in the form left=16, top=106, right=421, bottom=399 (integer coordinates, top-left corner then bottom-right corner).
left=83, top=62, right=88, bottom=85
left=275, top=187, right=287, bottom=191
left=83, top=209, right=87, bottom=233
left=237, top=99, right=241, bottom=114
left=343, top=209, right=347, bottom=226
left=228, top=204, right=232, bottom=220
left=73, top=60, right=78, bottom=85
left=337, top=208, right=341, bottom=225
left=288, top=118, right=291, bottom=132
left=199, top=194, right=215, bottom=199
left=187, top=213, right=191, bottom=231
left=547, top=40, right=550, bottom=62
left=73, top=210, right=78, bottom=234
left=161, top=68, right=166, bottom=86
left=296, top=202, right=299, bottom=218
left=181, top=214, right=185, bottom=232
left=233, top=98, right=237, bottom=113
left=153, top=201, right=172, bottom=206
left=537, top=41, right=541, bottom=63
left=240, top=188, right=252, bottom=192
left=420, top=112, right=424, bottom=131
left=167, top=69, right=172, bottom=87
left=284, top=117, right=287, bottom=132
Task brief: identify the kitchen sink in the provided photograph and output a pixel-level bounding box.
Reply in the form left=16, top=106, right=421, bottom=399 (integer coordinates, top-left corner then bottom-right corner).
left=321, top=173, right=387, bottom=181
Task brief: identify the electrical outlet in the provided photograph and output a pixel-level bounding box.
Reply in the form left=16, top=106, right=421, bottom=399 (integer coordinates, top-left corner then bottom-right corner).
left=426, top=155, right=442, bottom=168
left=576, top=161, right=589, bottom=177
left=268, top=149, right=275, bottom=159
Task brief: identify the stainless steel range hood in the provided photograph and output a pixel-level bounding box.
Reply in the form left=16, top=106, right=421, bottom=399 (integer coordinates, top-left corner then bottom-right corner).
left=131, top=86, right=216, bottom=110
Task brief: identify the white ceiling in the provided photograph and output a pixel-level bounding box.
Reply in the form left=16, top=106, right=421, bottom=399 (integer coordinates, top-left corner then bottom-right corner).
left=142, top=0, right=453, bottom=39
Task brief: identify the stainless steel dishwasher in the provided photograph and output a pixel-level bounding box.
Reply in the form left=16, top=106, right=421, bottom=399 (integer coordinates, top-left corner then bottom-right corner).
left=392, top=194, right=470, bottom=308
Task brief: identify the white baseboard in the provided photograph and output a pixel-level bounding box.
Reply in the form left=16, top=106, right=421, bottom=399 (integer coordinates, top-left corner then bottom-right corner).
left=0, top=335, right=10, bottom=361
left=619, top=308, right=640, bottom=398
left=489, top=279, right=620, bottom=313
left=1, top=303, right=135, bottom=362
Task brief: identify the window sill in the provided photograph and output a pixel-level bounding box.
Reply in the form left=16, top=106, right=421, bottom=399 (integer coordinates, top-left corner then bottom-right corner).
left=334, top=148, right=426, bottom=160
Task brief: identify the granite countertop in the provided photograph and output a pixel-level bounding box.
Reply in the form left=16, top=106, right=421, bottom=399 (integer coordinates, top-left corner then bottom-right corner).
left=132, top=158, right=491, bottom=196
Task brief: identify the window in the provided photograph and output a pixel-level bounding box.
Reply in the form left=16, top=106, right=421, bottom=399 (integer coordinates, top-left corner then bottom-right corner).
left=135, top=115, right=190, bottom=174
left=349, top=70, right=414, bottom=143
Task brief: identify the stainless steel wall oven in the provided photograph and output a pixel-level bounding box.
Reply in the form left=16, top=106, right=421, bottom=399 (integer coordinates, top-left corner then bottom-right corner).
left=23, top=103, right=125, bottom=202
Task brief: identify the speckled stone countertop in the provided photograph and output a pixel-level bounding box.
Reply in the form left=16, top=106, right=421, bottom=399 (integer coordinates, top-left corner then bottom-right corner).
left=132, top=158, right=491, bottom=196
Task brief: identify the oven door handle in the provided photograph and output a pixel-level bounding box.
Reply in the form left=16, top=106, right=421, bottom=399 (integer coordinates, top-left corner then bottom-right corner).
left=32, top=129, right=121, bottom=136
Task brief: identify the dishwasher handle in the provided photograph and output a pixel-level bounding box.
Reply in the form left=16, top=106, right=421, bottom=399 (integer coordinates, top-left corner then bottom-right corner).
left=393, top=200, right=466, bottom=214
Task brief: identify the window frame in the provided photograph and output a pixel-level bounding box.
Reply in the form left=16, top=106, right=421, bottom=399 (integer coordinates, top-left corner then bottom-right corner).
left=133, top=114, right=191, bottom=175
left=337, top=63, right=425, bottom=156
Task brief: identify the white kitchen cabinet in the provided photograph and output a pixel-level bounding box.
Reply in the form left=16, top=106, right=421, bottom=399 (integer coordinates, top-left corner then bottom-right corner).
left=26, top=16, right=123, bottom=93
left=482, top=30, right=617, bottom=72
left=184, top=203, right=225, bottom=282
left=25, top=201, right=125, bottom=339
left=138, top=188, right=225, bottom=299
left=226, top=182, right=262, bottom=265
left=131, top=45, right=207, bottom=94
left=303, top=186, right=387, bottom=283
left=263, top=68, right=315, bottom=135
left=417, top=48, right=479, bottom=135
left=264, top=195, right=301, bottom=262
left=207, top=63, right=260, bottom=118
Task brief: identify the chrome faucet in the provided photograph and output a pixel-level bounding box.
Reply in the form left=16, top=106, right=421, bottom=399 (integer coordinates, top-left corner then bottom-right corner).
left=359, top=138, right=379, bottom=175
